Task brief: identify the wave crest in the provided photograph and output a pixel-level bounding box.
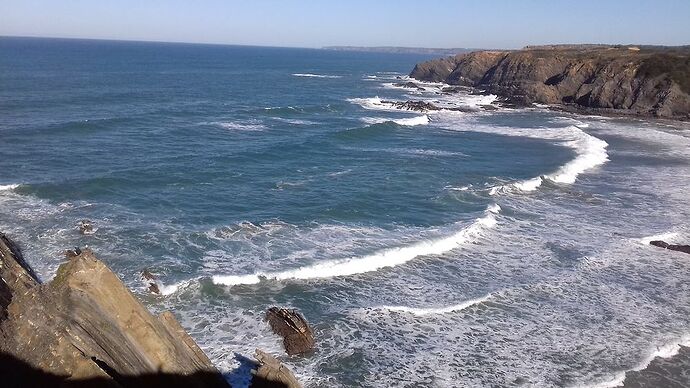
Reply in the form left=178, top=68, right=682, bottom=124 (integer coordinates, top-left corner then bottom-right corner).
left=373, top=293, right=492, bottom=316
left=212, top=204, right=500, bottom=286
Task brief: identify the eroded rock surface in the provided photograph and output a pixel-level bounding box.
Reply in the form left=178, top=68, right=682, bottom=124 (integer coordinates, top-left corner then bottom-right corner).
left=0, top=233, right=229, bottom=387
left=266, top=307, right=315, bottom=356
left=250, top=350, right=302, bottom=388
left=410, top=45, right=690, bottom=119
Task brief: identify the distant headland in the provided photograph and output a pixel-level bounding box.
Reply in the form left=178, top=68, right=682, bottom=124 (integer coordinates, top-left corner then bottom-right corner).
left=409, top=44, right=690, bottom=120
left=322, top=46, right=476, bottom=56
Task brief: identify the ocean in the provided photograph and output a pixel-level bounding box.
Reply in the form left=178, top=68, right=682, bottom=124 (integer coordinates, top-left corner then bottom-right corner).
left=1, top=37, right=690, bottom=387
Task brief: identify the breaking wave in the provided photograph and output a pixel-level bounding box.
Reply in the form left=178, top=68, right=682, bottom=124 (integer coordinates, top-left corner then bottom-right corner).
left=0, top=184, right=20, bottom=191
left=292, top=73, right=342, bottom=79
left=212, top=204, right=501, bottom=286
left=373, top=293, right=492, bottom=316
left=360, top=115, right=430, bottom=126
left=491, top=125, right=609, bottom=194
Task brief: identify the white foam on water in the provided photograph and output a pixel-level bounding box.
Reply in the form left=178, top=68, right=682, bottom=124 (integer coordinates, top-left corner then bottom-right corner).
left=292, top=73, right=342, bottom=79
left=482, top=125, right=609, bottom=194
left=577, top=335, right=690, bottom=388
left=547, top=127, right=609, bottom=184
left=373, top=293, right=492, bottom=316
left=212, top=204, right=500, bottom=286
left=271, top=117, right=317, bottom=125
left=159, top=279, right=194, bottom=296
left=360, top=115, right=430, bottom=126
left=347, top=96, right=396, bottom=111
left=446, top=185, right=472, bottom=191
left=212, top=121, right=267, bottom=131
left=638, top=232, right=679, bottom=245
left=0, top=184, right=20, bottom=191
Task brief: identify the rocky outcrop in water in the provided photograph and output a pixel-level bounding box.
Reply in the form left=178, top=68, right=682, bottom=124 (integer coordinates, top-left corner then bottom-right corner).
left=410, top=45, right=690, bottom=119
left=650, top=240, right=690, bottom=254
left=0, top=233, right=229, bottom=387
left=266, top=307, right=315, bottom=356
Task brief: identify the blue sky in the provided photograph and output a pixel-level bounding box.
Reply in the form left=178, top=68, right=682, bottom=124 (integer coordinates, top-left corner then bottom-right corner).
left=1, top=0, right=689, bottom=48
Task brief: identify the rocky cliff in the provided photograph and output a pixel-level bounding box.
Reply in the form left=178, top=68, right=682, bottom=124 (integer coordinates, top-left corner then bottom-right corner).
left=0, top=233, right=230, bottom=387
left=410, top=45, right=690, bottom=119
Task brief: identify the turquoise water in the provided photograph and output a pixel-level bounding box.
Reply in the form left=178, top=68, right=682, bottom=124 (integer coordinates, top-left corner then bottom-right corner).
left=2, top=37, right=690, bottom=387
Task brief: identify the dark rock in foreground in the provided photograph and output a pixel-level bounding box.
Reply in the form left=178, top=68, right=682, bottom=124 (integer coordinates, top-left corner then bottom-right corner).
left=410, top=45, right=690, bottom=119
left=0, top=232, right=229, bottom=387
left=266, top=307, right=315, bottom=356
left=650, top=240, right=690, bottom=254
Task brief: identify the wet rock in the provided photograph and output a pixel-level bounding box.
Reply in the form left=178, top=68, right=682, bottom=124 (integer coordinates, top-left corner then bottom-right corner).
left=393, top=81, right=425, bottom=90
left=381, top=100, right=441, bottom=112
left=0, top=233, right=229, bottom=387
left=251, top=349, right=302, bottom=388
left=266, top=307, right=315, bottom=356
left=650, top=240, right=690, bottom=254
left=141, top=269, right=161, bottom=295
left=142, top=268, right=157, bottom=281
left=78, top=219, right=95, bottom=235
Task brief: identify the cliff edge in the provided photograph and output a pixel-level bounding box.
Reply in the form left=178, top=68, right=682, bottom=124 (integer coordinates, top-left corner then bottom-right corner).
left=410, top=45, right=690, bottom=119
left=0, top=233, right=229, bottom=387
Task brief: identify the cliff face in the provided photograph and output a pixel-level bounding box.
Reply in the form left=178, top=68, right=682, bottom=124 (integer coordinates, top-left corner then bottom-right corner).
left=0, top=233, right=229, bottom=387
left=410, top=46, right=690, bottom=119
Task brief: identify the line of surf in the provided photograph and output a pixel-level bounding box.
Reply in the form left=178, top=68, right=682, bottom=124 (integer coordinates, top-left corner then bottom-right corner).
left=212, top=204, right=501, bottom=286
left=360, top=115, right=430, bottom=126
left=491, top=125, right=609, bottom=195
left=373, top=293, right=492, bottom=316
left=292, top=73, right=342, bottom=79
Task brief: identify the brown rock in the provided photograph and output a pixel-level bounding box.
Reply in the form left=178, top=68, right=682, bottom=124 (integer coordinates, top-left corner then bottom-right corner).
left=410, top=45, right=690, bottom=119
left=265, top=307, right=315, bottom=356
left=251, top=349, right=302, bottom=388
left=0, top=233, right=229, bottom=387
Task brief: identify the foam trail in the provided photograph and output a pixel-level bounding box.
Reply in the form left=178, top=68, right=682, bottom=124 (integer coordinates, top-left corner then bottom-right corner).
left=213, top=204, right=500, bottom=286
left=361, top=115, right=430, bottom=126
left=375, top=293, right=492, bottom=316
left=292, top=73, right=342, bottom=79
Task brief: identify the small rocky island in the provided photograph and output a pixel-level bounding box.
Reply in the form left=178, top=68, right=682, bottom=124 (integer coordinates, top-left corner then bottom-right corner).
left=410, top=44, right=690, bottom=119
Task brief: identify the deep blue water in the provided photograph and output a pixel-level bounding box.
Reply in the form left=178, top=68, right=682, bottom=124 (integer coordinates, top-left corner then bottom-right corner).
left=2, top=37, right=690, bottom=387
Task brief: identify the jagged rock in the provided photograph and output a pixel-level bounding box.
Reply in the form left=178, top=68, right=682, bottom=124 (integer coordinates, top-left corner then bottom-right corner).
left=250, top=349, right=302, bottom=388
left=266, top=307, right=315, bottom=356
left=141, top=269, right=161, bottom=294
left=650, top=240, right=690, bottom=254
left=381, top=100, right=441, bottom=112
left=78, top=219, right=95, bottom=235
left=410, top=46, right=690, bottom=119
left=0, top=233, right=229, bottom=387
left=393, top=81, right=425, bottom=90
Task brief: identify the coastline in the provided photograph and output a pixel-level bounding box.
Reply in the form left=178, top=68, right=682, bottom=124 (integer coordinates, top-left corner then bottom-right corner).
left=408, top=45, right=690, bottom=121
